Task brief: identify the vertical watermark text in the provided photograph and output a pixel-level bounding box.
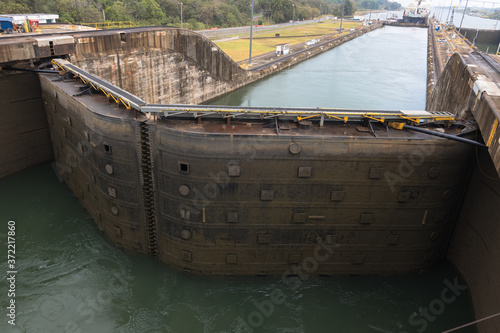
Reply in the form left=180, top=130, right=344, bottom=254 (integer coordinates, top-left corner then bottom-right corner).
left=6, top=220, right=16, bottom=326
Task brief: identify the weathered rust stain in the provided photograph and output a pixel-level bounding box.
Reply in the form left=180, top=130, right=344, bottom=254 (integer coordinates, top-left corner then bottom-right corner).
left=39, top=72, right=476, bottom=276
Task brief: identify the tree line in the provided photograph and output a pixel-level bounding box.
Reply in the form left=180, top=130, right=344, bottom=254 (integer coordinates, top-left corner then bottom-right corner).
left=0, top=0, right=400, bottom=30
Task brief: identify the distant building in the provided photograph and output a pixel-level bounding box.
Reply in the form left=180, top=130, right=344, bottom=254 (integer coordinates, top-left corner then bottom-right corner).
left=276, top=43, right=290, bottom=56
left=0, top=14, right=59, bottom=25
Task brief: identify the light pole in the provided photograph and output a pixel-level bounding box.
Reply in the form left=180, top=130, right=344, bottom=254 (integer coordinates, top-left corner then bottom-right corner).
left=339, top=0, right=345, bottom=35
left=459, top=0, right=469, bottom=33
left=178, top=2, right=183, bottom=29
left=445, top=0, right=453, bottom=24
left=292, top=3, right=295, bottom=26
left=249, top=0, right=254, bottom=64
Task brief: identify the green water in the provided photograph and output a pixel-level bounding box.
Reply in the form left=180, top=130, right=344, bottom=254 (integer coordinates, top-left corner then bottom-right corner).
left=474, top=43, right=497, bottom=54
left=0, top=165, right=476, bottom=332
left=1, top=26, right=477, bottom=333
left=208, top=26, right=428, bottom=110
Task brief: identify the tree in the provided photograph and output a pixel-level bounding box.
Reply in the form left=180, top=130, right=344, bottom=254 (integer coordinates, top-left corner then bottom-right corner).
left=140, top=0, right=167, bottom=22
left=344, top=0, right=355, bottom=16
left=386, top=1, right=400, bottom=10
left=0, top=0, right=346, bottom=29
left=105, top=1, right=132, bottom=21
left=231, top=0, right=251, bottom=17
left=361, top=0, right=378, bottom=10
left=187, top=17, right=204, bottom=29
left=0, top=0, right=30, bottom=13
left=257, top=0, right=299, bottom=23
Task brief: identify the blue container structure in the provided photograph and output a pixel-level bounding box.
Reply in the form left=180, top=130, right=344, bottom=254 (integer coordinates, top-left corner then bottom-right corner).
left=0, top=17, right=15, bottom=33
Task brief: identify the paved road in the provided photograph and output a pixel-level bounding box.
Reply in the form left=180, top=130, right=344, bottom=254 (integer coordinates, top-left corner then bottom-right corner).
left=198, top=17, right=337, bottom=40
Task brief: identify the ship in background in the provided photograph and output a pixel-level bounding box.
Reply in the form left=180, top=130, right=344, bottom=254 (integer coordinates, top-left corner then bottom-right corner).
left=403, top=0, right=431, bottom=24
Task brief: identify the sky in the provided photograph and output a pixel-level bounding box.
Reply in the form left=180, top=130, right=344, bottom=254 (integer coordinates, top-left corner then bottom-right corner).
left=395, top=0, right=500, bottom=8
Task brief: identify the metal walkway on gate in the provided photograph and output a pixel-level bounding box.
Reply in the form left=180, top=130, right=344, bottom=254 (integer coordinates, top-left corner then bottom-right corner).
left=52, top=59, right=456, bottom=124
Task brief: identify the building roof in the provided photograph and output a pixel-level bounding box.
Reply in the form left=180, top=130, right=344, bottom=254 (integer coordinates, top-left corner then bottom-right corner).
left=0, top=14, right=59, bottom=19
left=0, top=14, right=59, bottom=24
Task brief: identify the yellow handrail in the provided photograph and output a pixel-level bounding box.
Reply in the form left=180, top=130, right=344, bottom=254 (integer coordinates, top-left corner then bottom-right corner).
left=52, top=58, right=457, bottom=124
left=76, top=21, right=138, bottom=30
left=65, top=20, right=77, bottom=30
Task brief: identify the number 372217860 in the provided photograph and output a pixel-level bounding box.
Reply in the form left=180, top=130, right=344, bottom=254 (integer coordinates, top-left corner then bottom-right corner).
left=7, top=221, right=15, bottom=268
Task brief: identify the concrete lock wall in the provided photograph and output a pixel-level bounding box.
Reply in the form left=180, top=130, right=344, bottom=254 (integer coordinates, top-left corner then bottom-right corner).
left=0, top=72, right=53, bottom=179
left=2, top=24, right=500, bottom=327
left=427, top=53, right=473, bottom=119
left=460, top=28, right=500, bottom=49
left=427, top=52, right=500, bottom=173
left=0, top=25, right=381, bottom=179
left=448, top=149, right=500, bottom=332
left=0, top=21, right=500, bottom=332
left=427, top=51, right=500, bottom=331
left=40, top=67, right=476, bottom=275
left=151, top=121, right=474, bottom=275
left=40, top=74, right=149, bottom=253
left=69, top=29, right=248, bottom=105
left=68, top=26, right=381, bottom=106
